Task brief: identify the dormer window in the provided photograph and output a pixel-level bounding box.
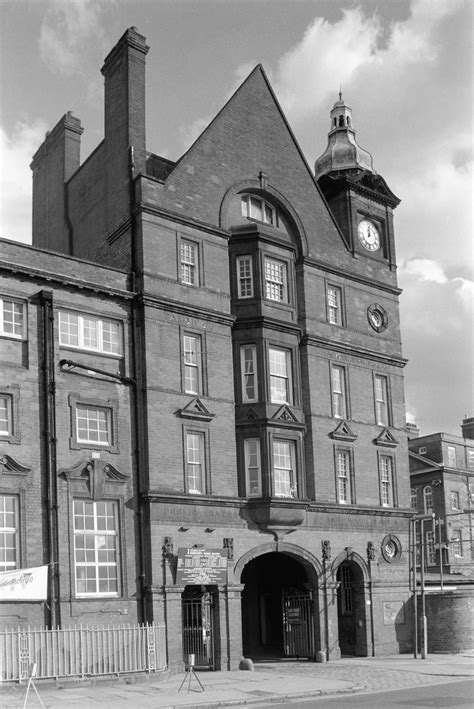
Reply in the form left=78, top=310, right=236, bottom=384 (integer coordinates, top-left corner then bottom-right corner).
left=241, top=195, right=276, bottom=226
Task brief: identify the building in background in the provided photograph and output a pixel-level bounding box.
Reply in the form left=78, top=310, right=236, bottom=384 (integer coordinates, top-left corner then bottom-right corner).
left=1, top=28, right=414, bottom=669
left=408, top=417, right=474, bottom=577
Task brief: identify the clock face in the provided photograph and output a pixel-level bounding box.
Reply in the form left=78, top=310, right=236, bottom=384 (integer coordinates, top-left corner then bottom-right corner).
left=358, top=219, right=380, bottom=251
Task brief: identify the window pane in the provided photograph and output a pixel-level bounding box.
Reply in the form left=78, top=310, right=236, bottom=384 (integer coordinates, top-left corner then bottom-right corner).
left=101, top=321, right=121, bottom=354
left=249, top=196, right=263, bottom=221
left=328, top=286, right=342, bottom=325
left=76, top=406, right=110, bottom=444
left=381, top=456, right=393, bottom=506
left=447, top=446, right=457, bottom=467
left=337, top=451, right=350, bottom=503
left=0, top=495, right=18, bottom=572
left=273, top=440, right=296, bottom=497
left=59, top=311, right=122, bottom=355
left=82, top=317, right=99, bottom=349
left=73, top=500, right=119, bottom=596
left=180, top=241, right=197, bottom=285
left=241, top=345, right=257, bottom=402
left=186, top=433, right=204, bottom=494
left=332, top=366, right=346, bottom=419
left=1, top=299, right=24, bottom=337
left=269, top=348, right=290, bottom=404
left=374, top=375, right=388, bottom=425
left=0, top=396, right=11, bottom=435
left=183, top=335, right=201, bottom=394
left=264, top=258, right=287, bottom=302
left=238, top=256, right=253, bottom=298
left=245, top=439, right=261, bottom=496
left=423, top=485, right=432, bottom=512
left=59, top=311, right=79, bottom=346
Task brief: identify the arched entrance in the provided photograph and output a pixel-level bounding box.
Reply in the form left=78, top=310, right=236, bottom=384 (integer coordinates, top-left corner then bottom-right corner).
left=336, top=560, right=366, bottom=656
left=241, top=552, right=315, bottom=659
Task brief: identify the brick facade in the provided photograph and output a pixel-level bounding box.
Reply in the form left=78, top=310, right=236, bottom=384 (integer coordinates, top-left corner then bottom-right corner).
left=1, top=28, right=416, bottom=667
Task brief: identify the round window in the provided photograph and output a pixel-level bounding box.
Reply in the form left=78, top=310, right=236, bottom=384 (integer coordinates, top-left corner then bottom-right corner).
left=367, top=303, right=388, bottom=333
left=381, top=534, right=401, bottom=563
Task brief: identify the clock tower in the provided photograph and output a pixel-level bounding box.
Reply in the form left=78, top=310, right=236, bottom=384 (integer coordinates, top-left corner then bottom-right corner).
left=315, top=93, right=400, bottom=269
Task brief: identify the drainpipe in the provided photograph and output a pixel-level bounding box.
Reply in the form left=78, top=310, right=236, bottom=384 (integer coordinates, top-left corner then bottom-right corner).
left=367, top=554, right=375, bottom=657
left=39, top=290, right=61, bottom=628
left=128, top=145, right=148, bottom=623
left=322, top=557, right=330, bottom=660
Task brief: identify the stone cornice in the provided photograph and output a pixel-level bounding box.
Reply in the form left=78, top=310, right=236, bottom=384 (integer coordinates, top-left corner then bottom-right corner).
left=301, top=333, right=408, bottom=368
left=144, top=492, right=246, bottom=508
left=233, top=316, right=303, bottom=337
left=143, top=492, right=414, bottom=520
left=141, top=293, right=235, bottom=327
left=0, top=260, right=133, bottom=300
left=301, top=257, right=402, bottom=296
left=308, top=503, right=414, bottom=519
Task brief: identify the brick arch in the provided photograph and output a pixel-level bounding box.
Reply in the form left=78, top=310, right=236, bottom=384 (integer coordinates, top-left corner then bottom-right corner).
left=231, top=541, right=321, bottom=586
left=329, top=550, right=369, bottom=584
left=219, top=179, right=308, bottom=258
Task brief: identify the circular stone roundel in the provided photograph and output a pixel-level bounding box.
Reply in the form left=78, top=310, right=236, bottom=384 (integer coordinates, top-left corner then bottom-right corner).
left=367, top=303, right=388, bottom=333
left=381, top=534, right=401, bottom=563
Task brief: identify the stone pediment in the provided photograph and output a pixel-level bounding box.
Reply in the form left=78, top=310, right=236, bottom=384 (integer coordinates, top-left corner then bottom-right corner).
left=373, top=428, right=398, bottom=448
left=60, top=459, right=129, bottom=499
left=177, top=398, right=215, bottom=422
left=330, top=420, right=357, bottom=442
left=272, top=405, right=299, bottom=423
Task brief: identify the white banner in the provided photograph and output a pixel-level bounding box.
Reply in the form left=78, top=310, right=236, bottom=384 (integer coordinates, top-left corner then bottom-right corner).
left=0, top=565, right=48, bottom=601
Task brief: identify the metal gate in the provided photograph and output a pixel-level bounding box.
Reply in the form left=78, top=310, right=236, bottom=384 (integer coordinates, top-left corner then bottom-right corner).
left=282, top=589, right=314, bottom=658
left=182, top=588, right=215, bottom=669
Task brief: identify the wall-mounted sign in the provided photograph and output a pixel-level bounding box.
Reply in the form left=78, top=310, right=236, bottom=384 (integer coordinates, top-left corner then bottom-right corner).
left=177, top=547, right=228, bottom=585
left=0, top=565, right=48, bottom=601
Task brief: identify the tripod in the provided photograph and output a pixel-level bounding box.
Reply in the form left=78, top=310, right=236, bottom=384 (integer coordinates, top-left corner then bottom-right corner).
left=178, top=659, right=205, bottom=693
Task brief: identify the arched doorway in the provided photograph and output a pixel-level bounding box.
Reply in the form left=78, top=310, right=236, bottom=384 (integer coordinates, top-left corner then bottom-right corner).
left=336, top=560, right=366, bottom=656
left=241, top=552, right=315, bottom=659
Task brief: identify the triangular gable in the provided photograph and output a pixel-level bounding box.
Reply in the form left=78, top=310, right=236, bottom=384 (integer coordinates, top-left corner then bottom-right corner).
left=177, top=397, right=215, bottom=422
left=246, top=407, right=259, bottom=420
left=330, top=420, right=357, bottom=442
left=373, top=428, right=398, bottom=448
left=409, top=450, right=442, bottom=473
left=272, top=405, right=299, bottom=424
left=154, top=65, right=347, bottom=260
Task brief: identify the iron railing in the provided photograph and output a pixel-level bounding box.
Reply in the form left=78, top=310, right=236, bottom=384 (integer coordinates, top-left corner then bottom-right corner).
left=0, top=622, right=166, bottom=683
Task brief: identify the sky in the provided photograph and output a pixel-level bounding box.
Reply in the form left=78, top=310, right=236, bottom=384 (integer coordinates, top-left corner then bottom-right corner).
left=0, top=0, right=472, bottom=438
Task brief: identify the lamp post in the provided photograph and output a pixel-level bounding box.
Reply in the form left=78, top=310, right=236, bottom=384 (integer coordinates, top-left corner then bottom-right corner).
left=411, top=507, right=474, bottom=660
left=410, top=513, right=435, bottom=659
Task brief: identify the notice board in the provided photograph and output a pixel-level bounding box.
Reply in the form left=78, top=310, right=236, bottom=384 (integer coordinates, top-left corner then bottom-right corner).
left=176, top=547, right=228, bottom=585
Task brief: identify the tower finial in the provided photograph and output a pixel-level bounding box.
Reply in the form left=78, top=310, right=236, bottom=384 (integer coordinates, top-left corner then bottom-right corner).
left=339, top=85, right=342, bottom=101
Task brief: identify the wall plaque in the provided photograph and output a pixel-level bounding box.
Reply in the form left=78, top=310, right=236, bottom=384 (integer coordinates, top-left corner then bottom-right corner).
left=176, top=547, right=228, bottom=585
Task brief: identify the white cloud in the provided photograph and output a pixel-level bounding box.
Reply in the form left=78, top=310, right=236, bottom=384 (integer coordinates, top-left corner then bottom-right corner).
left=454, top=277, right=474, bottom=312
left=39, top=0, right=111, bottom=77
left=0, top=120, right=47, bottom=244
left=401, top=258, right=448, bottom=284
left=273, top=9, right=380, bottom=121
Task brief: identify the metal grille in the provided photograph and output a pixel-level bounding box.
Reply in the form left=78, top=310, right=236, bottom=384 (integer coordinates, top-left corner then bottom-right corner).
left=0, top=623, right=166, bottom=683
left=282, top=590, right=314, bottom=658
left=182, top=590, right=214, bottom=669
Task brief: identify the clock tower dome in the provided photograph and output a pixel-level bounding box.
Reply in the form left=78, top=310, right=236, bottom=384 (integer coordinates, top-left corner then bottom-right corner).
left=315, top=93, right=400, bottom=269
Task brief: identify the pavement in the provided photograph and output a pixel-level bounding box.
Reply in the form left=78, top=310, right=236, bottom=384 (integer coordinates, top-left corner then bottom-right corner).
left=0, top=652, right=473, bottom=709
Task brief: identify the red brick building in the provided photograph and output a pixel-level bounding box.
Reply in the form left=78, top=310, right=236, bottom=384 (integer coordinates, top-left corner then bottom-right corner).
left=1, top=28, right=414, bottom=668
left=408, top=418, right=474, bottom=575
